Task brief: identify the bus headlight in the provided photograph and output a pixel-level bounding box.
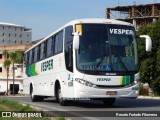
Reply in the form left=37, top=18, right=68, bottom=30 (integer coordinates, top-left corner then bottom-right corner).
left=134, top=80, right=138, bottom=84
left=125, top=79, right=139, bottom=87
left=75, top=78, right=95, bottom=87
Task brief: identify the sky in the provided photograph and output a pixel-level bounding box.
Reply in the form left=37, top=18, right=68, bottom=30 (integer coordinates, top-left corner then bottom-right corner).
left=0, top=0, right=159, bottom=41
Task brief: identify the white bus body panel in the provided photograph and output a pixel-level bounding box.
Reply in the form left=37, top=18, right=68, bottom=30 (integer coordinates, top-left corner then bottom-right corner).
left=23, top=18, right=139, bottom=99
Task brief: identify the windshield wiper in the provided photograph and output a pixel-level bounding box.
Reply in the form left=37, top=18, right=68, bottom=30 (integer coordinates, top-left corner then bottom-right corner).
left=94, top=55, right=106, bottom=71
left=113, top=49, right=128, bottom=71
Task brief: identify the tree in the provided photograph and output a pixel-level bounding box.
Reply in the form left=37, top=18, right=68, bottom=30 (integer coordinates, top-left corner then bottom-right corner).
left=3, top=59, right=11, bottom=95
left=2, top=50, right=9, bottom=59
left=3, top=50, right=11, bottom=96
left=9, top=52, right=17, bottom=96
left=15, top=51, right=24, bottom=73
left=3, top=50, right=24, bottom=96
left=137, top=19, right=160, bottom=95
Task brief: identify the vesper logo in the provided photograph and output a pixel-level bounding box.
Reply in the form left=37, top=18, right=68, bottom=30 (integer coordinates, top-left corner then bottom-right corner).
left=109, top=29, right=133, bottom=35
left=41, top=59, right=53, bottom=72
left=97, top=78, right=111, bottom=81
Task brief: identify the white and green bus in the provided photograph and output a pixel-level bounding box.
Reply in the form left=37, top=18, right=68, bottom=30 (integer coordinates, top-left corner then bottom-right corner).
left=23, top=19, right=152, bottom=106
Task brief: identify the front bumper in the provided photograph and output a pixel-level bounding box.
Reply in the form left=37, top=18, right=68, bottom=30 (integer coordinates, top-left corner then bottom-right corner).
left=74, top=82, right=139, bottom=99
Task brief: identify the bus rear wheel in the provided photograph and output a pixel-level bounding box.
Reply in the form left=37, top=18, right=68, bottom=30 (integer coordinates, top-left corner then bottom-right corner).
left=57, top=87, right=68, bottom=106
left=102, top=98, right=116, bottom=106
left=31, top=87, right=44, bottom=102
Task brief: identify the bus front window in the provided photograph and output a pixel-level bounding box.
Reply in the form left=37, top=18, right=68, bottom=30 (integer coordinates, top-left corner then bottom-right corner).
left=76, top=24, right=139, bottom=75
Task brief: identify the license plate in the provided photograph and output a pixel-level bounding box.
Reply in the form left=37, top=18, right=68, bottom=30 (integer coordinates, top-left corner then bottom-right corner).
left=106, top=91, right=117, bottom=95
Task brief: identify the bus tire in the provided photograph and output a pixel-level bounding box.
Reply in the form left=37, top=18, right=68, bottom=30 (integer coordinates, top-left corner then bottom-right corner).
left=57, top=87, right=68, bottom=106
left=102, top=98, right=116, bottom=106
left=31, top=87, right=44, bottom=102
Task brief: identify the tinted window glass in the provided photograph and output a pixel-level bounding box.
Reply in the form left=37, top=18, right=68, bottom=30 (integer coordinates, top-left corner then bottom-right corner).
left=46, top=38, right=52, bottom=57
left=32, top=48, right=35, bottom=63
left=40, top=42, right=45, bottom=60
left=29, top=50, right=32, bottom=64
left=25, top=53, right=29, bottom=65
left=51, top=37, right=55, bottom=55
left=55, top=31, right=63, bottom=54
left=37, top=45, right=40, bottom=61
left=65, top=26, right=73, bottom=72
left=65, top=26, right=73, bottom=44
left=34, top=47, right=38, bottom=62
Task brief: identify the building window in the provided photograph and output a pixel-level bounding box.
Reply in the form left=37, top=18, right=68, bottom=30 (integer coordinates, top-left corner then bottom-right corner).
left=0, top=67, right=2, bottom=72
left=0, top=54, right=2, bottom=59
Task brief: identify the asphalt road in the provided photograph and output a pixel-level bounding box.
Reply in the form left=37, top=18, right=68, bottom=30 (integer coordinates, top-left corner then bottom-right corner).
left=1, top=96, right=160, bottom=120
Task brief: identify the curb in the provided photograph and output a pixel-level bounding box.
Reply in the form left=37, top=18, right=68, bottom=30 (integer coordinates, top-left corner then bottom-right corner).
left=138, top=96, right=160, bottom=100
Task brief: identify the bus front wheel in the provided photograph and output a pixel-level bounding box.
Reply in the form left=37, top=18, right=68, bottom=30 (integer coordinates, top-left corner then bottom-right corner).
left=57, top=87, right=68, bottom=106
left=102, top=98, right=116, bottom=106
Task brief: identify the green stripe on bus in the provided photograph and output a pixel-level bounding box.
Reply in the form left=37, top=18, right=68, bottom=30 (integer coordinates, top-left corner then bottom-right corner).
left=122, top=76, right=134, bottom=85
left=26, top=64, right=38, bottom=77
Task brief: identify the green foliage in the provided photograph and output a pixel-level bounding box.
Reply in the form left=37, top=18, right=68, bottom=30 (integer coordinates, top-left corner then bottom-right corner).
left=0, top=100, right=49, bottom=120
left=56, top=116, right=66, bottom=120
left=0, top=100, right=33, bottom=111
left=151, top=77, right=160, bottom=95
left=9, top=52, right=18, bottom=63
left=137, top=19, right=160, bottom=95
left=16, top=51, right=24, bottom=64
left=3, top=59, right=11, bottom=69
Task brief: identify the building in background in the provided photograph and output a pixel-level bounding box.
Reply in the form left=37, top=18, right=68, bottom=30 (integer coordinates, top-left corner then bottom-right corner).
left=0, top=22, right=31, bottom=46
left=106, top=3, right=160, bottom=29
left=0, top=22, right=34, bottom=94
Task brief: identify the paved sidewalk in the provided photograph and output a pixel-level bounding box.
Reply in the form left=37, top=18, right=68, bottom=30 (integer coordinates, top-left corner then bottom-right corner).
left=138, top=96, right=160, bottom=100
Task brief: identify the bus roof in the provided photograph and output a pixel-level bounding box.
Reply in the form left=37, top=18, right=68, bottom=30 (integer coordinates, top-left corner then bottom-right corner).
left=25, top=18, right=133, bottom=53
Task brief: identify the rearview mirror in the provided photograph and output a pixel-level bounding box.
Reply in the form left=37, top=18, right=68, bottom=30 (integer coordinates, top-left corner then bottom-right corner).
left=73, top=32, right=80, bottom=49
left=140, top=35, right=152, bottom=51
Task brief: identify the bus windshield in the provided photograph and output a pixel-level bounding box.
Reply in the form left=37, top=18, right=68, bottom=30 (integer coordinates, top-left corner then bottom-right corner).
left=76, top=24, right=139, bottom=74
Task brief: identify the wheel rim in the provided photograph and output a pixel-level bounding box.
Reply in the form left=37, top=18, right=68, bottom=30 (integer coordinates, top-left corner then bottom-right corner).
left=31, top=89, right=34, bottom=99
left=58, top=88, right=62, bottom=102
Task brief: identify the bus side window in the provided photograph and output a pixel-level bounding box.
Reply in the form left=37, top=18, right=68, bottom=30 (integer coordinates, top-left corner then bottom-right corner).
left=25, top=53, right=29, bottom=65
left=34, top=47, right=38, bottom=62
left=37, top=45, right=40, bottom=61
left=29, top=50, right=32, bottom=64
left=68, top=45, right=73, bottom=68
left=51, top=36, right=55, bottom=55
left=44, top=41, right=47, bottom=58
left=65, top=26, right=73, bottom=72
left=40, top=42, right=45, bottom=60
left=46, top=38, right=52, bottom=57
left=55, top=30, right=63, bottom=54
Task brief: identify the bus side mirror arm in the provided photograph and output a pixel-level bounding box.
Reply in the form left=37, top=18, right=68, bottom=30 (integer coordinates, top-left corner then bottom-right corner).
left=140, top=35, right=152, bottom=52
left=73, top=32, right=80, bottom=50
